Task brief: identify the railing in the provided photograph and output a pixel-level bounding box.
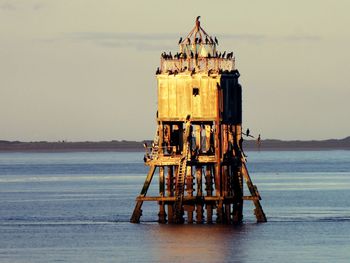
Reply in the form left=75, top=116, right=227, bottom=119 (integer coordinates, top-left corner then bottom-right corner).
left=160, top=57, right=235, bottom=74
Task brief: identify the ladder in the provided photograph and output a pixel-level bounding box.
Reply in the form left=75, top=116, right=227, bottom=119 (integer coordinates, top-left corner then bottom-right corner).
left=173, top=119, right=192, bottom=223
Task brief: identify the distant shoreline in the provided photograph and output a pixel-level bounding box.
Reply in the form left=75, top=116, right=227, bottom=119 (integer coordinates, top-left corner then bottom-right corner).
left=1, top=137, right=349, bottom=152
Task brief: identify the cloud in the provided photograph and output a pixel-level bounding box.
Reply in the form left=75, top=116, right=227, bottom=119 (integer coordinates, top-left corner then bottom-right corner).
left=0, top=1, right=45, bottom=11
left=281, top=35, right=322, bottom=42
left=0, top=2, right=16, bottom=11
left=59, top=31, right=322, bottom=51
left=65, top=32, right=177, bottom=51
left=219, top=33, right=266, bottom=41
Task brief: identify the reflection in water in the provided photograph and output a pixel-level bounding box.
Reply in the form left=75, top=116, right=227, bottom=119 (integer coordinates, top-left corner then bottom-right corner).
left=149, top=224, right=251, bottom=263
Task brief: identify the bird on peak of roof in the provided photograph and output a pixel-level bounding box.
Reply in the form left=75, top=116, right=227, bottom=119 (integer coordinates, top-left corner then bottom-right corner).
left=196, top=16, right=201, bottom=28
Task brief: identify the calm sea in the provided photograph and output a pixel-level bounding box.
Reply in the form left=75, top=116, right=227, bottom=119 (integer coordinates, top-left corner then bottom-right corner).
left=0, top=151, right=349, bottom=263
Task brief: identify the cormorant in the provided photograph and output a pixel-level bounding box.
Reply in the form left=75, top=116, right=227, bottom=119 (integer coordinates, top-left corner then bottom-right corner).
left=246, top=128, right=250, bottom=137
left=190, top=51, right=194, bottom=58
left=196, top=16, right=201, bottom=28
left=191, top=68, right=195, bottom=76
left=222, top=51, right=226, bottom=58
left=205, top=36, right=209, bottom=44
left=214, top=36, right=218, bottom=45
left=155, top=67, right=160, bottom=75
left=178, top=37, right=182, bottom=44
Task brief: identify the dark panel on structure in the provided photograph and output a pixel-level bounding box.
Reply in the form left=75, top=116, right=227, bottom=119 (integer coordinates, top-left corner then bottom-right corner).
left=221, top=75, right=242, bottom=124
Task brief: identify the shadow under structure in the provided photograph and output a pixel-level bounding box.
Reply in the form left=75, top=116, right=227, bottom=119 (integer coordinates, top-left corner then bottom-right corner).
left=131, top=17, right=266, bottom=224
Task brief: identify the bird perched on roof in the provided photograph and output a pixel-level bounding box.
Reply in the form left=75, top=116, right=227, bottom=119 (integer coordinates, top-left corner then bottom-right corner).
left=196, top=16, right=201, bottom=28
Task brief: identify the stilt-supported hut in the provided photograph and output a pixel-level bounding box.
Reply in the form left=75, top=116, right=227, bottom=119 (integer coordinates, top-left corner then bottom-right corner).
left=131, top=17, right=266, bottom=224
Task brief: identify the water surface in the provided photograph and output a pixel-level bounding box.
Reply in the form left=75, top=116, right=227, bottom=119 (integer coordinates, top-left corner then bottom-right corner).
left=0, top=151, right=349, bottom=262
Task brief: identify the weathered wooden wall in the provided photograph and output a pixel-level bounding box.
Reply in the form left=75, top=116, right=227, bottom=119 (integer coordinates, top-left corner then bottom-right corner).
left=157, top=74, right=219, bottom=121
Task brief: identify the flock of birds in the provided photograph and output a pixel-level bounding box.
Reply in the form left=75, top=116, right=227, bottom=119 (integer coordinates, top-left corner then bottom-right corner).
left=161, top=50, right=234, bottom=60
left=178, top=35, right=218, bottom=46
left=155, top=66, right=240, bottom=76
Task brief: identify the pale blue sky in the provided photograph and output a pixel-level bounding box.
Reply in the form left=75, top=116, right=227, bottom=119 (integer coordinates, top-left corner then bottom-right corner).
left=0, top=0, right=349, bottom=141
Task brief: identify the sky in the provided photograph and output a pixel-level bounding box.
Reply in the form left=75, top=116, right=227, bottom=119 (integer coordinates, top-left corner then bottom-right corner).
left=0, top=0, right=349, bottom=141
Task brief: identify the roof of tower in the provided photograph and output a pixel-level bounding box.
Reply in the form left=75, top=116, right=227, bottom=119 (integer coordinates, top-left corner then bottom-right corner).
left=180, top=16, right=215, bottom=46
left=158, top=17, right=236, bottom=75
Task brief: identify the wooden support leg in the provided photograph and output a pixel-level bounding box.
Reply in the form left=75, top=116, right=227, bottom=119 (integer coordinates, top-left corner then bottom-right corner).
left=196, top=203, right=204, bottom=224
left=158, top=167, right=167, bottom=223
left=130, top=165, right=156, bottom=223
left=232, top=170, right=243, bottom=224
left=186, top=166, right=194, bottom=223
left=195, top=166, right=204, bottom=223
left=158, top=202, right=167, bottom=223
left=216, top=200, right=224, bottom=224
left=225, top=204, right=231, bottom=224
left=241, top=163, right=267, bottom=222
left=166, top=166, right=174, bottom=223
left=205, top=165, right=213, bottom=223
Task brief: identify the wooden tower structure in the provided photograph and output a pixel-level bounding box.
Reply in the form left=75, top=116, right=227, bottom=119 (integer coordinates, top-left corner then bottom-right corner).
left=131, top=17, right=266, bottom=224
